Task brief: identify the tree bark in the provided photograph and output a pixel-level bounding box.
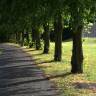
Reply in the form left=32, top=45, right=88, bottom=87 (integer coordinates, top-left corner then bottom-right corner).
left=35, top=27, right=41, bottom=50
left=71, top=25, right=83, bottom=73
left=31, top=27, right=36, bottom=47
left=16, top=32, right=21, bottom=44
left=16, top=32, right=18, bottom=44
left=26, top=31, right=29, bottom=45
left=54, top=13, right=63, bottom=61
left=21, top=32, right=24, bottom=46
left=43, top=23, right=50, bottom=54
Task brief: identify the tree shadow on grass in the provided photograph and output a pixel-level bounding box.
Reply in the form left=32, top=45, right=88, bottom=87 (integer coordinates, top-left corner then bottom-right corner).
left=47, top=72, right=71, bottom=80
left=73, top=82, right=96, bottom=92
left=36, top=60, right=54, bottom=65
left=31, top=53, right=45, bottom=56
left=23, top=49, right=36, bottom=52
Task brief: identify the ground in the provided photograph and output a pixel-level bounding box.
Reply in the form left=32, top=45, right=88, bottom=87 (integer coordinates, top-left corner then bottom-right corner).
left=0, top=38, right=96, bottom=96
left=0, top=43, right=59, bottom=96
left=24, top=38, right=96, bottom=96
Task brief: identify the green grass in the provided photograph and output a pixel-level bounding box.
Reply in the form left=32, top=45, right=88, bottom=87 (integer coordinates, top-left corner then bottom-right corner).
left=24, top=38, right=96, bottom=96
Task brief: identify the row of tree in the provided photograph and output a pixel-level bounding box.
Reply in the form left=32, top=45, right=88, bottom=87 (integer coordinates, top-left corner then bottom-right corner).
left=0, top=0, right=96, bottom=73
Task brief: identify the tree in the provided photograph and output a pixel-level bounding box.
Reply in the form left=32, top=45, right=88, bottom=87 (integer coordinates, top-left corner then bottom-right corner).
left=48, top=0, right=65, bottom=61
left=35, top=26, right=41, bottom=50
left=54, top=12, right=63, bottom=61
left=68, top=0, right=95, bottom=73
left=43, top=22, right=50, bottom=53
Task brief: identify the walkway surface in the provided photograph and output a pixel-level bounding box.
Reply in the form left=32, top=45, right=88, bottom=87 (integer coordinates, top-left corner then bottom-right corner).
left=0, top=43, right=59, bottom=96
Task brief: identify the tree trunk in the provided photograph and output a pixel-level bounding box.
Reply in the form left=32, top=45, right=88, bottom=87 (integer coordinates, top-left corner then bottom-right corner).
left=16, top=32, right=21, bottom=44
left=26, top=32, right=29, bottom=45
left=21, top=32, right=24, bottom=46
left=31, top=27, right=36, bottom=47
left=43, top=23, right=50, bottom=54
left=35, top=27, right=41, bottom=50
left=54, top=13, right=63, bottom=61
left=71, top=25, right=83, bottom=73
left=16, top=32, right=18, bottom=43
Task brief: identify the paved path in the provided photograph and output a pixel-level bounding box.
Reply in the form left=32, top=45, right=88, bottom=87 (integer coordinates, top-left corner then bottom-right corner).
left=0, top=43, right=59, bottom=96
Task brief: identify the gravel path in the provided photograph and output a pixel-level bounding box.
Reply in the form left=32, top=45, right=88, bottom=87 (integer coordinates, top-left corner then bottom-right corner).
left=0, top=43, right=59, bottom=96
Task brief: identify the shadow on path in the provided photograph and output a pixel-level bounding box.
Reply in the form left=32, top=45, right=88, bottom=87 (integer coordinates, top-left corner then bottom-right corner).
left=0, top=43, right=60, bottom=96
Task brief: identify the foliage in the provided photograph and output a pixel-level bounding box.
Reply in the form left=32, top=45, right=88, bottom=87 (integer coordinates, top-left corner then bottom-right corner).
left=0, top=0, right=95, bottom=35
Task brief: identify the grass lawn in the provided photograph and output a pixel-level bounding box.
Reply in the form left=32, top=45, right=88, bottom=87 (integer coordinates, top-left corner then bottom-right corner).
left=24, top=38, right=96, bottom=96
